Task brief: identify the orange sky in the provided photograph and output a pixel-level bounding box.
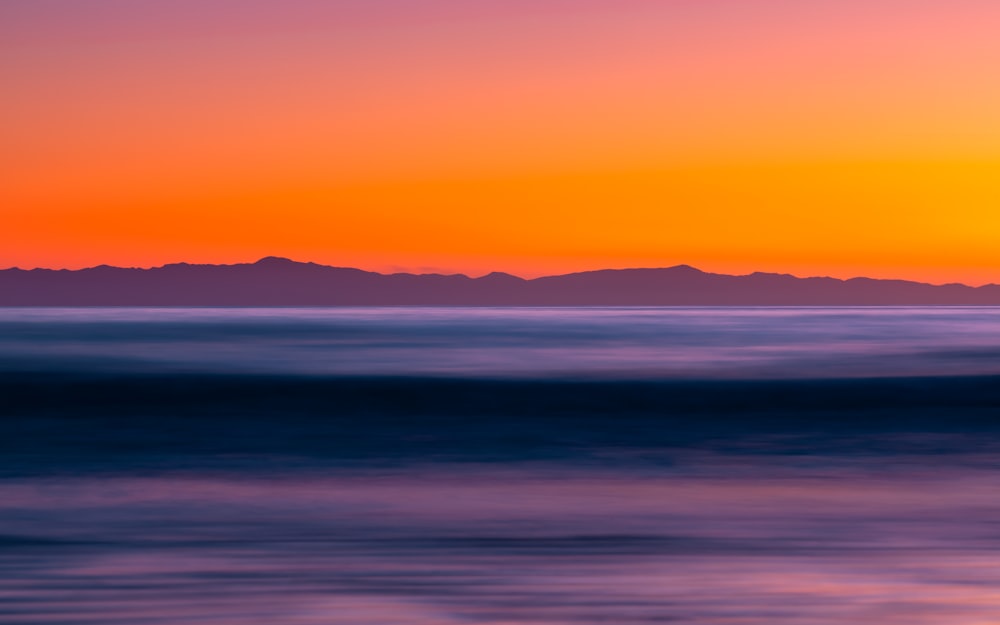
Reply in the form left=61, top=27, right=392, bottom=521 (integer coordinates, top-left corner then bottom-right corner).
left=3, top=0, right=1000, bottom=284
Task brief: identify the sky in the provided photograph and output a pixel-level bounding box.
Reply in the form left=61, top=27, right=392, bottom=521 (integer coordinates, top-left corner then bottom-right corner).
left=3, top=0, right=1000, bottom=284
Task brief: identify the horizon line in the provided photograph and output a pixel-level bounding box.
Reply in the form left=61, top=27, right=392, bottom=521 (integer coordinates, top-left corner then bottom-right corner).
left=2, top=256, right=995, bottom=290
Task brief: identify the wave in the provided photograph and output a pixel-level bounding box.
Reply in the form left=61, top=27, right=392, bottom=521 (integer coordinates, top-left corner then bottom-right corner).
left=5, top=372, right=1000, bottom=475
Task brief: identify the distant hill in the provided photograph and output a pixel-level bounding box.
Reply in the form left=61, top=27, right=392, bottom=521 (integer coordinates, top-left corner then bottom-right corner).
left=1, top=257, right=999, bottom=305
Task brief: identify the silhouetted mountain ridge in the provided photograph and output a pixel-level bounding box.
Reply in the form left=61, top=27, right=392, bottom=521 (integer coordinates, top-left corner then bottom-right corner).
left=1, top=258, right=998, bottom=305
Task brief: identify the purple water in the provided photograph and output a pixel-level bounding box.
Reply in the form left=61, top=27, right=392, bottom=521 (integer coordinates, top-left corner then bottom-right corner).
left=2, top=306, right=1000, bottom=378
left=4, top=307, right=1000, bottom=624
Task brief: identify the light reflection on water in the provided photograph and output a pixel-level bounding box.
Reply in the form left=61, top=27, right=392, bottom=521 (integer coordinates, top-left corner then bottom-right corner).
left=1, top=306, right=1000, bottom=378
left=5, top=464, right=1000, bottom=624
left=5, top=307, right=1000, bottom=622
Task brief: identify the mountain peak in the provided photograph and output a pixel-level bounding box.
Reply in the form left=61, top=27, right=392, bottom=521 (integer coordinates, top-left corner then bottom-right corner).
left=480, top=271, right=524, bottom=281
left=254, top=256, right=299, bottom=266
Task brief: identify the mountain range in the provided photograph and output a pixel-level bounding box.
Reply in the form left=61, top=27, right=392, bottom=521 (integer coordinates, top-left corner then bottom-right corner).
left=1, top=257, right=998, bottom=306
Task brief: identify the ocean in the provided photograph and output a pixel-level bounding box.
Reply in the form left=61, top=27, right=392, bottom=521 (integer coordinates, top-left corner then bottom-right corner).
left=4, top=307, right=1000, bottom=624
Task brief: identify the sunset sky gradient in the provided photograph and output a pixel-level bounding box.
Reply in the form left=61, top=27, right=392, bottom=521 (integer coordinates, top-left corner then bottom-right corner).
left=4, top=0, right=1000, bottom=283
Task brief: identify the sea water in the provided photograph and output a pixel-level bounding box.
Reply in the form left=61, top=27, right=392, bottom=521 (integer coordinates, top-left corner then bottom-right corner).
left=3, top=307, right=1000, bottom=624
left=3, top=306, right=1000, bottom=378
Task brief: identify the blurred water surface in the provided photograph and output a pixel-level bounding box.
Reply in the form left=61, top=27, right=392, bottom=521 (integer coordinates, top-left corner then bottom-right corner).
left=4, top=307, right=1000, bottom=624
left=2, top=306, right=1000, bottom=378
